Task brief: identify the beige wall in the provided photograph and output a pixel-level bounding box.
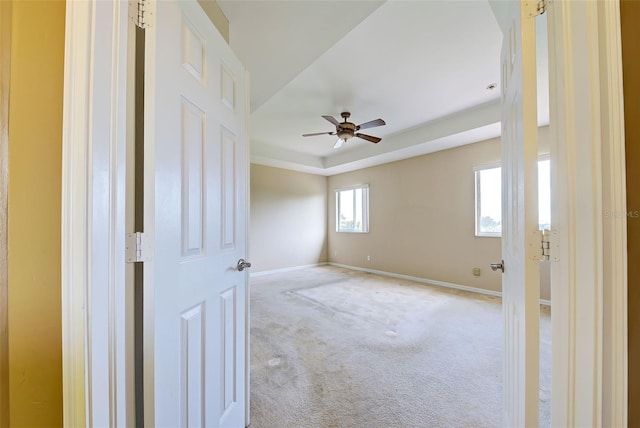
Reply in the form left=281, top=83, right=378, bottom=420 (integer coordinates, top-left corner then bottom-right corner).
left=327, top=127, right=551, bottom=300
left=7, top=1, right=65, bottom=426
left=250, top=164, right=328, bottom=272
left=197, top=0, right=229, bottom=43
left=621, top=1, right=640, bottom=424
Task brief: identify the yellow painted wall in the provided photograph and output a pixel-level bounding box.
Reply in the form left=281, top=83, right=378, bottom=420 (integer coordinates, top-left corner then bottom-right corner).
left=7, top=1, right=65, bottom=426
left=0, top=1, right=11, bottom=426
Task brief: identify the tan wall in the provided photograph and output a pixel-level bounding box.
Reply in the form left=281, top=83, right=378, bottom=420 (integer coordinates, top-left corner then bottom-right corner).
left=621, top=1, right=640, bottom=425
left=328, top=127, right=551, bottom=300
left=7, top=1, right=65, bottom=426
left=197, top=0, right=229, bottom=43
left=250, top=164, right=328, bottom=272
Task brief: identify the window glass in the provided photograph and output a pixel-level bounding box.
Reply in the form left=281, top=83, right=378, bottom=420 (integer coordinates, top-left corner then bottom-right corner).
left=475, top=167, right=502, bottom=236
left=475, top=159, right=551, bottom=237
left=336, top=185, right=369, bottom=233
left=538, top=159, right=551, bottom=230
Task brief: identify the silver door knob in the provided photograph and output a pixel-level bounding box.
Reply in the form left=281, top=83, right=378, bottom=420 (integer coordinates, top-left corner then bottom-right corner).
left=237, top=259, right=252, bottom=272
left=490, top=260, right=505, bottom=273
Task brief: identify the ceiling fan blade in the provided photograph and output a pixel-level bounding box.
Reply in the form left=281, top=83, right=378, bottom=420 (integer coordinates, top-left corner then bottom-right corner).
left=322, top=115, right=341, bottom=126
left=302, top=131, right=335, bottom=137
left=356, top=118, right=386, bottom=131
left=333, top=139, right=345, bottom=149
left=355, top=133, right=381, bottom=143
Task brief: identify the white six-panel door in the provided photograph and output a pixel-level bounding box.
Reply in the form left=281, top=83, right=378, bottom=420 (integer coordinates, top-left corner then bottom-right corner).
left=490, top=1, right=540, bottom=426
left=143, top=1, right=248, bottom=426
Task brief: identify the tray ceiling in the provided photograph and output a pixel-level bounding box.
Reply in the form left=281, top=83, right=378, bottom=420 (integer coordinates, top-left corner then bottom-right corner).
left=219, top=0, right=549, bottom=176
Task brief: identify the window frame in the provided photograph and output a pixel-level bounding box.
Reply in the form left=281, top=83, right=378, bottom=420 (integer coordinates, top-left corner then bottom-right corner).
left=335, top=184, right=369, bottom=233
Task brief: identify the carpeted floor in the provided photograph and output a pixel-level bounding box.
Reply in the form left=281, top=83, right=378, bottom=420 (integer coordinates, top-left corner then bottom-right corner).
left=249, top=265, right=551, bottom=428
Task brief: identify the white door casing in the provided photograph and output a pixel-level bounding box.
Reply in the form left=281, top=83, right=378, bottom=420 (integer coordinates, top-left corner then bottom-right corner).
left=547, top=0, right=627, bottom=426
left=490, top=1, right=540, bottom=426
left=61, top=0, right=133, bottom=426
left=143, top=1, right=248, bottom=426
left=596, top=1, right=628, bottom=424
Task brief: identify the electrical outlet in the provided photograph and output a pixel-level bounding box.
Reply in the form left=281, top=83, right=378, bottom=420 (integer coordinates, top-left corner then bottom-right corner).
left=473, top=267, right=481, bottom=276
left=367, top=255, right=371, bottom=261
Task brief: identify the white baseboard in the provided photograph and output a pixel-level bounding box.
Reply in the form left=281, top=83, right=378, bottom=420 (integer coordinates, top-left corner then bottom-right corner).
left=250, top=262, right=328, bottom=277
left=328, top=262, right=552, bottom=307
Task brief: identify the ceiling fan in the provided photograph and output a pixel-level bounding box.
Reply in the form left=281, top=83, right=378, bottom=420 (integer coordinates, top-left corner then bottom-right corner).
left=302, top=112, right=386, bottom=149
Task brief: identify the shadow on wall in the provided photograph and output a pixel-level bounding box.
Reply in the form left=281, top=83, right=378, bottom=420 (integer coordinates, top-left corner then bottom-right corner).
left=250, top=164, right=328, bottom=272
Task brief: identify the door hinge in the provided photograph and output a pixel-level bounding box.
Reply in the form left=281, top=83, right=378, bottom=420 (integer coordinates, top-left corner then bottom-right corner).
left=126, top=232, right=151, bottom=263
left=532, top=229, right=559, bottom=262
left=524, top=0, right=547, bottom=18
left=129, top=0, right=153, bottom=29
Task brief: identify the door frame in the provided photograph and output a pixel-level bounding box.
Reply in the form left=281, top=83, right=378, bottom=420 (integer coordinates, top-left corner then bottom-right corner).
left=547, top=0, right=627, bottom=425
left=61, top=0, right=132, bottom=426
left=60, top=0, right=628, bottom=426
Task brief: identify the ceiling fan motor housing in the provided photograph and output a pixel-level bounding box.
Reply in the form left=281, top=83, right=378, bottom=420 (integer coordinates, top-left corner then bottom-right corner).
left=337, top=122, right=356, bottom=140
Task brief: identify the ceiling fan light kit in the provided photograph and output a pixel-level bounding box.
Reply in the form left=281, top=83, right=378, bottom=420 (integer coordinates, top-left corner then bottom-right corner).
left=302, top=111, right=386, bottom=149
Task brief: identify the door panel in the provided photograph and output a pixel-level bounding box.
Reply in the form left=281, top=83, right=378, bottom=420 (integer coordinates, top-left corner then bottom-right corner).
left=144, top=1, right=247, bottom=426
left=180, top=303, right=205, bottom=426
left=490, top=1, right=540, bottom=426
left=221, top=128, right=237, bottom=249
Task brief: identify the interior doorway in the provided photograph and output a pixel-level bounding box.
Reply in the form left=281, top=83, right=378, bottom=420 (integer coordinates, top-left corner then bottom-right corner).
left=57, top=3, right=626, bottom=426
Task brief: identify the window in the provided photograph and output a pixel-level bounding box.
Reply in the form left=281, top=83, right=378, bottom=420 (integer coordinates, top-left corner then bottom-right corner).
left=474, top=159, right=551, bottom=237
left=538, top=158, right=551, bottom=230
left=475, top=165, right=502, bottom=236
left=336, top=185, right=369, bottom=233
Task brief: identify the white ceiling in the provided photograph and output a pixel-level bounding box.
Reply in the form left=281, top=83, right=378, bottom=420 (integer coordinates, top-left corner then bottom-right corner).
left=218, top=0, right=549, bottom=176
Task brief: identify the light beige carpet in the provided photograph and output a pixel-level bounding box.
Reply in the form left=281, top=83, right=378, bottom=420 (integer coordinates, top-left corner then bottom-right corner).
left=249, top=265, right=551, bottom=428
